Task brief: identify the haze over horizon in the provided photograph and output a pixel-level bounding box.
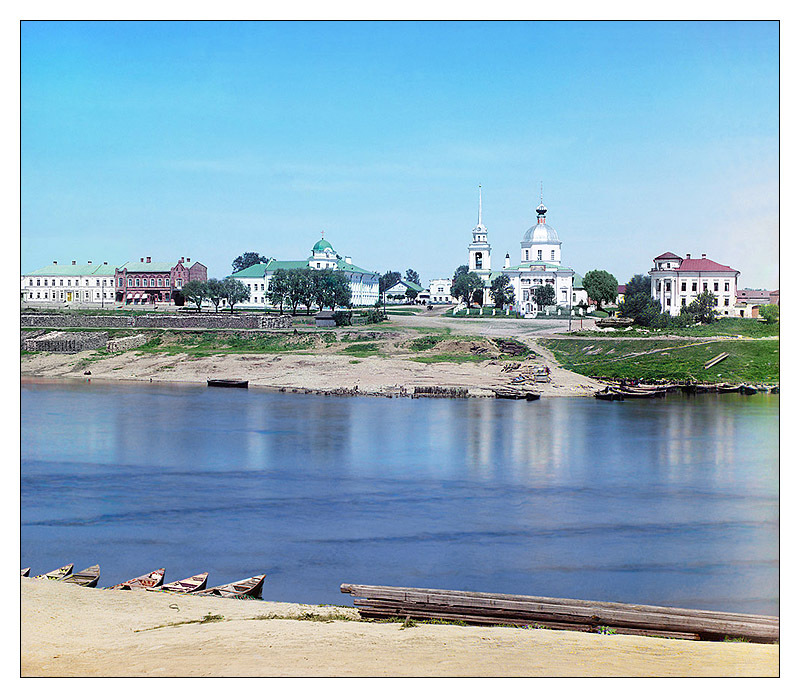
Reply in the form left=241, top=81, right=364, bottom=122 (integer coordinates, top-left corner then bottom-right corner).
left=21, top=20, right=779, bottom=289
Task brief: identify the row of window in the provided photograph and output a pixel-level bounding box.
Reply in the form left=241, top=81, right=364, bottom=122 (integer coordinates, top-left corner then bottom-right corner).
left=521, top=278, right=556, bottom=285
left=29, top=277, right=111, bottom=287
left=118, top=276, right=174, bottom=287
left=664, top=296, right=732, bottom=307
left=657, top=280, right=731, bottom=293
left=31, top=291, right=112, bottom=300
left=523, top=249, right=556, bottom=261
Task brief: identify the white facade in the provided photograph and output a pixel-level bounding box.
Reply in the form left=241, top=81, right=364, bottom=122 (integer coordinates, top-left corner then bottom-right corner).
left=428, top=278, right=453, bottom=304
left=649, top=252, right=739, bottom=316
left=21, top=261, right=118, bottom=305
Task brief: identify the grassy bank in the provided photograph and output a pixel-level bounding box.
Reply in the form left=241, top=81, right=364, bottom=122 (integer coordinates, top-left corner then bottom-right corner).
left=542, top=337, right=779, bottom=384
left=565, top=318, right=778, bottom=339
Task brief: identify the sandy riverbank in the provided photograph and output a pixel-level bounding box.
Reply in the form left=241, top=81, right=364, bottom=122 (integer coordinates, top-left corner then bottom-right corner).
left=20, top=347, right=604, bottom=397
left=20, top=579, right=777, bottom=677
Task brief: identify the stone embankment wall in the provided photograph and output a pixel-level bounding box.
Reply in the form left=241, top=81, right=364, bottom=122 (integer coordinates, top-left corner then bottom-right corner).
left=23, top=331, right=109, bottom=353
left=106, top=334, right=149, bottom=352
left=20, top=313, right=292, bottom=330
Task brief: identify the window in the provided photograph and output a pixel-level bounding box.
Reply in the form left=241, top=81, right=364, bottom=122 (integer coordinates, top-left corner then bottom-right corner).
left=537, top=250, right=542, bottom=260
left=665, top=281, right=671, bottom=292
left=714, top=282, right=719, bottom=292
left=96, top=279, right=100, bottom=286
left=524, top=250, right=529, bottom=261
left=128, top=278, right=133, bottom=286
left=681, top=297, right=686, bottom=306
left=692, top=282, right=697, bottom=292
left=550, top=250, right=555, bottom=261
left=703, top=283, right=707, bottom=291
left=28, top=279, right=32, bottom=286
left=43, top=279, right=47, bottom=286
left=36, top=292, right=40, bottom=298
left=261, top=284, right=265, bottom=291
left=656, top=281, right=661, bottom=291
left=724, top=298, right=729, bottom=306
left=36, top=279, right=40, bottom=286
left=136, top=278, right=140, bottom=287
left=119, top=278, right=124, bottom=286
left=724, top=282, right=729, bottom=292
left=67, top=280, right=71, bottom=286
left=681, top=282, right=686, bottom=292
left=666, top=297, right=671, bottom=306
left=157, top=278, right=162, bottom=286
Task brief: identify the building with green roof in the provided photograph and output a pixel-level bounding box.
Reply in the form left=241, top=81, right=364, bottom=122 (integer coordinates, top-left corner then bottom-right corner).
left=229, top=233, right=380, bottom=308
left=21, top=259, right=121, bottom=305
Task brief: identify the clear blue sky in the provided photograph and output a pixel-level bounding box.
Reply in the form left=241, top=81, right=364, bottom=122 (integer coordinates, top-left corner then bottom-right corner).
left=21, top=20, right=779, bottom=288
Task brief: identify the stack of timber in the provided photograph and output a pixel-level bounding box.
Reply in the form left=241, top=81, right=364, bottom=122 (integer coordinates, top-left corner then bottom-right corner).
left=340, top=584, right=779, bottom=643
left=493, top=387, right=540, bottom=401
left=413, top=386, right=470, bottom=398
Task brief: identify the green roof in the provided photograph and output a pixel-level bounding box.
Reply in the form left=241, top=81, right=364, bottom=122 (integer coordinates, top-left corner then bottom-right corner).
left=312, top=238, right=334, bottom=252
left=119, top=261, right=174, bottom=272
left=269, top=260, right=313, bottom=271
left=25, top=262, right=123, bottom=276
left=573, top=272, right=584, bottom=289
left=504, top=261, right=573, bottom=272
left=231, top=263, right=270, bottom=278
left=338, top=259, right=378, bottom=276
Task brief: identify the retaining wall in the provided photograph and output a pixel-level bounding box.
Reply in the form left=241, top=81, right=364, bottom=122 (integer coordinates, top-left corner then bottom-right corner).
left=21, top=313, right=293, bottom=330
left=106, top=334, right=149, bottom=352
left=23, top=331, right=109, bottom=353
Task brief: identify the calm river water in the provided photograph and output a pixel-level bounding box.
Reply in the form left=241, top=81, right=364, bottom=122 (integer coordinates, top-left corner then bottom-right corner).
left=21, top=380, right=778, bottom=614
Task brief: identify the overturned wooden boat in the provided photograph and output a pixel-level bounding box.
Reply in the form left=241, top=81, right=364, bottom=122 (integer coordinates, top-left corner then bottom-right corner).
left=525, top=392, right=541, bottom=401
left=595, top=388, right=623, bottom=401
left=60, top=564, right=100, bottom=588
left=107, top=568, right=165, bottom=590
left=34, top=564, right=73, bottom=581
left=716, top=384, right=743, bottom=393
left=740, top=385, right=758, bottom=395
left=192, top=574, right=265, bottom=599
left=207, top=379, right=249, bottom=389
left=157, top=572, right=209, bottom=594
left=21, top=567, right=30, bottom=577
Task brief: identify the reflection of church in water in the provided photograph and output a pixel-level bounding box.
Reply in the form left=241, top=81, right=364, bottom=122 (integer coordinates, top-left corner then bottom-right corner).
left=467, top=187, right=575, bottom=314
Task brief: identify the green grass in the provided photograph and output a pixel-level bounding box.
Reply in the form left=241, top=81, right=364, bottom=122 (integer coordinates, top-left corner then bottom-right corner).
left=444, top=308, right=524, bottom=319
left=409, top=353, right=493, bottom=364
left=409, top=334, right=445, bottom=351
left=542, top=338, right=779, bottom=383
left=135, top=331, right=317, bottom=356
left=566, top=318, right=778, bottom=339
left=340, top=342, right=380, bottom=357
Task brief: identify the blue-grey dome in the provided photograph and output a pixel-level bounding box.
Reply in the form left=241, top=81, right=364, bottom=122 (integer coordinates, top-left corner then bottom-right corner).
left=522, top=223, right=560, bottom=244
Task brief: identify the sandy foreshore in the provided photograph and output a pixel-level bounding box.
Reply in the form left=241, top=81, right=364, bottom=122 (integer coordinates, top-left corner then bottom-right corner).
left=20, top=579, right=778, bottom=677
left=20, top=345, right=604, bottom=397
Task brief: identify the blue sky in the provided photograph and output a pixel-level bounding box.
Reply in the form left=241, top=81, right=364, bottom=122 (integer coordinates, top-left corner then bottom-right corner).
left=21, top=20, right=779, bottom=288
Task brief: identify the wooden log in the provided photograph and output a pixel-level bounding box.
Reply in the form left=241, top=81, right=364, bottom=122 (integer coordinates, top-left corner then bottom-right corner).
left=704, top=353, right=729, bottom=369
left=340, top=584, right=778, bottom=643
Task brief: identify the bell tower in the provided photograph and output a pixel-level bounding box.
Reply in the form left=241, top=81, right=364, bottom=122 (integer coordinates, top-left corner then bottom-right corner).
left=468, top=185, right=492, bottom=278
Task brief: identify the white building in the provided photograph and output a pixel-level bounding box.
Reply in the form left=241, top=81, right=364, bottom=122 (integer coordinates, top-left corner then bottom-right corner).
left=231, top=233, right=380, bottom=308
left=21, top=260, right=118, bottom=305
left=428, top=278, right=453, bottom=304
left=649, top=252, right=739, bottom=316
left=464, top=188, right=575, bottom=315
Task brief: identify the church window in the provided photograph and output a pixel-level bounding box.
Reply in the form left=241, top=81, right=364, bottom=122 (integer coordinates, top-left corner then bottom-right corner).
left=537, top=250, right=542, bottom=260
left=475, top=252, right=482, bottom=269
left=551, top=250, right=555, bottom=260
left=524, top=250, right=529, bottom=261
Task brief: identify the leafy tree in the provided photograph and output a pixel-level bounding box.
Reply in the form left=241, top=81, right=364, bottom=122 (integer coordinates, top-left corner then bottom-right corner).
left=759, top=303, right=779, bottom=324
left=624, top=274, right=651, bottom=299
left=583, top=270, right=619, bottom=311
left=619, top=293, right=661, bottom=326
left=286, top=268, right=313, bottom=315
left=311, top=269, right=352, bottom=310
left=379, top=271, right=402, bottom=295
left=181, top=280, right=208, bottom=312
left=206, top=278, right=226, bottom=312
left=489, top=274, right=515, bottom=309
left=452, top=265, right=469, bottom=282
left=682, top=290, right=718, bottom=324
left=405, top=269, right=420, bottom=285
left=532, top=283, right=556, bottom=310
left=232, top=252, right=268, bottom=273
left=405, top=287, right=419, bottom=302
left=451, top=271, right=483, bottom=307
left=269, top=268, right=290, bottom=314
left=222, top=277, right=250, bottom=313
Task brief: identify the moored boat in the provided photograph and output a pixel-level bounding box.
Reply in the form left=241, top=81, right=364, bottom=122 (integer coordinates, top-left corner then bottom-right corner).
left=525, top=392, right=541, bottom=401
left=716, top=384, right=742, bottom=393
left=615, top=388, right=665, bottom=399
left=740, top=385, right=758, bottom=395
left=192, top=574, right=265, bottom=599
left=157, top=572, right=209, bottom=594
left=61, top=564, right=100, bottom=587
left=107, top=568, right=165, bottom=590
left=595, top=388, right=624, bottom=401
left=207, top=379, right=249, bottom=388
left=34, top=564, right=73, bottom=581
left=21, top=567, right=31, bottom=577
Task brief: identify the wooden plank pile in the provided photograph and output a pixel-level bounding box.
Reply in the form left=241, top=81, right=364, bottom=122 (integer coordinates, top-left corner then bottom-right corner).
left=704, top=352, right=730, bottom=369
left=340, top=584, right=779, bottom=643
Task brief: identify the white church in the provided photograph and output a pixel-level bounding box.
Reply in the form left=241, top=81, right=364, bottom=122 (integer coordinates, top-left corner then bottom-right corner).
left=466, top=187, right=576, bottom=315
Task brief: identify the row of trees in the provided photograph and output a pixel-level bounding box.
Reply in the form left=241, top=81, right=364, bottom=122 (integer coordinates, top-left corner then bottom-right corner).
left=450, top=266, right=519, bottom=309
left=268, top=267, right=352, bottom=314
left=182, top=278, right=250, bottom=313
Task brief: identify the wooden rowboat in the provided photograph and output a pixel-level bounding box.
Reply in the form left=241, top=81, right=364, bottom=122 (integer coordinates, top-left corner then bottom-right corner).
left=61, top=564, right=100, bottom=587
left=21, top=567, right=31, bottom=577
left=192, top=574, right=265, bottom=599
left=595, top=388, right=623, bottom=401
left=716, top=384, right=742, bottom=393
left=34, top=564, right=73, bottom=581
left=740, top=385, right=758, bottom=395
left=615, top=388, right=665, bottom=399
left=107, top=568, right=165, bottom=590
left=157, top=572, right=209, bottom=594
left=207, top=379, right=249, bottom=389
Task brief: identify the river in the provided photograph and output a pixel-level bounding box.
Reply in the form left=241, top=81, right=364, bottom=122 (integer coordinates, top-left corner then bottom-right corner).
left=20, top=380, right=778, bottom=614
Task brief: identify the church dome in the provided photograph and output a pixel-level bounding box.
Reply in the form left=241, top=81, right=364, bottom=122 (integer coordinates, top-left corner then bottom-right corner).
left=312, top=237, right=334, bottom=253
left=522, top=202, right=560, bottom=244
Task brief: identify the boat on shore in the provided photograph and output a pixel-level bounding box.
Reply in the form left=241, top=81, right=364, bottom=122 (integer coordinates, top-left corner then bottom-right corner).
left=61, top=564, right=100, bottom=587
left=157, top=572, right=209, bottom=594
left=21, top=567, right=30, bottom=577
left=615, top=386, right=666, bottom=399
left=740, top=385, right=758, bottom=395
left=715, top=384, right=742, bottom=393
left=107, top=568, right=165, bottom=590
left=34, top=564, right=73, bottom=581
left=595, top=388, right=624, bottom=401
left=192, top=574, right=265, bottom=599
left=207, top=379, right=249, bottom=389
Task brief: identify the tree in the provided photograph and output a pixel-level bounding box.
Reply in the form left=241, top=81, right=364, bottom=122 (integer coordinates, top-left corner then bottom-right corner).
left=452, top=265, right=469, bottom=282
left=619, top=293, right=661, bottom=326
left=682, top=290, right=717, bottom=324
left=405, top=287, right=419, bottom=302
left=583, top=270, right=619, bottom=311
left=181, top=280, right=208, bottom=312
left=379, top=271, right=401, bottom=295
left=269, top=268, right=290, bottom=314
left=489, top=274, right=515, bottom=309
left=311, top=269, right=352, bottom=310
left=532, top=283, right=556, bottom=310
left=405, top=269, right=420, bottom=285
left=286, top=268, right=313, bottom=315
left=760, top=303, right=779, bottom=324
left=206, top=278, right=225, bottom=312
left=624, top=274, right=651, bottom=298
left=232, top=252, right=268, bottom=273
left=222, top=278, right=250, bottom=313
left=451, top=271, right=483, bottom=307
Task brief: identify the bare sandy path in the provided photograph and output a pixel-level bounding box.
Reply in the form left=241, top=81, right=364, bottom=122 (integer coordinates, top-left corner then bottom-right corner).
left=20, top=579, right=778, bottom=677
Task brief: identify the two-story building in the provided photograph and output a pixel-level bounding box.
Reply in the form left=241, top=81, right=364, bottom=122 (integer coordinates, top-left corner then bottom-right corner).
left=114, top=256, right=207, bottom=304
left=21, top=260, right=118, bottom=305
left=649, top=252, right=739, bottom=316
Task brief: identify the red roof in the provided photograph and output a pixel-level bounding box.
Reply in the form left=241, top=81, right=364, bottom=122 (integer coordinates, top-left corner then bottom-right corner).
left=677, top=257, right=738, bottom=273
left=654, top=251, right=682, bottom=260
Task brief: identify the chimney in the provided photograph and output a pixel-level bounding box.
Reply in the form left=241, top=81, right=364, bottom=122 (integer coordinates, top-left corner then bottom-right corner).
left=186, top=257, right=190, bottom=263
left=87, top=261, right=92, bottom=264
left=701, top=253, right=706, bottom=259
left=103, top=261, right=108, bottom=265
left=140, top=257, right=144, bottom=262
left=146, top=256, right=151, bottom=263
left=53, top=261, right=57, bottom=265
left=181, top=257, right=185, bottom=263
left=72, top=260, right=76, bottom=265
left=686, top=253, right=691, bottom=259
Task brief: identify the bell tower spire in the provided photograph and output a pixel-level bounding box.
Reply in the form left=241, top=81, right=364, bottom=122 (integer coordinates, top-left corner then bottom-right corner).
left=478, top=184, right=483, bottom=227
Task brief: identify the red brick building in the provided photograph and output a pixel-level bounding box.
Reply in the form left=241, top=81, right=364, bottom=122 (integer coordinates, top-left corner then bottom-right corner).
left=115, top=256, right=207, bottom=304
